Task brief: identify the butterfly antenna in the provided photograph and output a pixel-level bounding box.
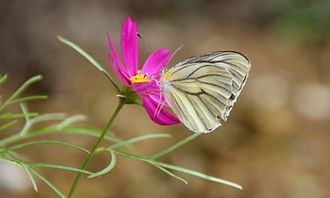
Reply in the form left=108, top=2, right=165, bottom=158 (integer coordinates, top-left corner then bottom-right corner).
left=137, top=32, right=168, bottom=68
left=169, top=44, right=184, bottom=63
left=137, top=32, right=155, bottom=53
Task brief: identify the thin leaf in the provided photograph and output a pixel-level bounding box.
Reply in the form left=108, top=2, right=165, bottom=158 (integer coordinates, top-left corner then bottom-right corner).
left=149, top=163, right=188, bottom=184
left=0, top=120, right=18, bottom=131
left=155, top=162, right=243, bottom=190
left=30, top=113, right=67, bottom=123
left=150, top=133, right=201, bottom=160
left=0, top=75, right=42, bottom=112
left=0, top=74, right=8, bottom=85
left=0, top=140, right=90, bottom=154
left=19, top=112, right=66, bottom=135
left=28, top=167, right=66, bottom=198
left=57, top=36, right=106, bottom=74
left=57, top=35, right=120, bottom=93
left=19, top=103, right=32, bottom=135
left=9, top=95, right=48, bottom=104
left=20, top=102, right=30, bottom=119
left=0, top=112, right=38, bottom=120
left=113, top=149, right=242, bottom=190
left=27, top=162, right=93, bottom=175
left=2, top=155, right=64, bottom=197
left=112, top=149, right=149, bottom=160
left=2, top=155, right=92, bottom=175
left=88, top=151, right=116, bottom=178
left=28, top=126, right=121, bottom=143
left=22, top=165, right=38, bottom=192
left=59, top=127, right=122, bottom=143
left=106, top=133, right=171, bottom=149
left=0, top=126, right=121, bottom=147
left=54, top=114, right=86, bottom=129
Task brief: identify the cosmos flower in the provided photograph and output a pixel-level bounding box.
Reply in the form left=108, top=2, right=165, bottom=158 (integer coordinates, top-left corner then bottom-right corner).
left=107, top=17, right=180, bottom=125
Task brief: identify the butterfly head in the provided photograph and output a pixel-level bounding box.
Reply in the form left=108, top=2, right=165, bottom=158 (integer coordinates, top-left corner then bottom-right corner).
left=160, top=67, right=173, bottom=82
left=160, top=67, right=168, bottom=75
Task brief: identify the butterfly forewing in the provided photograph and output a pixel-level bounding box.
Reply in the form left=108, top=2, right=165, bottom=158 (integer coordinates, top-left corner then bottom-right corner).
left=161, top=51, right=251, bottom=133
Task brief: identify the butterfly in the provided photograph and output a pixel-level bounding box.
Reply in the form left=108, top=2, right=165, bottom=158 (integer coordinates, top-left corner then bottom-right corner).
left=159, top=51, right=251, bottom=133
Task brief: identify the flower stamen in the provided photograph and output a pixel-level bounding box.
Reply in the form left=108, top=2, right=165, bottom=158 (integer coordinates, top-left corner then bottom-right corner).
left=130, top=70, right=150, bottom=83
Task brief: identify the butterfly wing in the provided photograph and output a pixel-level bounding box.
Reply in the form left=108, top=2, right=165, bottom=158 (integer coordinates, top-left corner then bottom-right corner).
left=161, top=51, right=251, bottom=133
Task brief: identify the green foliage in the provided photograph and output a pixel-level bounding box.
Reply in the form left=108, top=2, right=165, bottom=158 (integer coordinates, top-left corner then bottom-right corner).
left=88, top=151, right=116, bottom=179
left=0, top=75, right=97, bottom=196
left=112, top=149, right=242, bottom=189
left=57, top=36, right=120, bottom=93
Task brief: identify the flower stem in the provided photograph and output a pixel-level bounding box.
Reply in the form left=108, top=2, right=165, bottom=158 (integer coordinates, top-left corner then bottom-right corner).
left=67, top=101, right=125, bottom=198
left=149, top=133, right=201, bottom=160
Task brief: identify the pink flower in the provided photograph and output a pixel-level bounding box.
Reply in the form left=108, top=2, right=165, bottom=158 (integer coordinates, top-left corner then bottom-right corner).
left=107, top=17, right=180, bottom=125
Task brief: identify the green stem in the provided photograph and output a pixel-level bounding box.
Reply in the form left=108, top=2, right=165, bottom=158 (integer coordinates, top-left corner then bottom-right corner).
left=149, top=133, right=201, bottom=160
left=67, top=101, right=124, bottom=198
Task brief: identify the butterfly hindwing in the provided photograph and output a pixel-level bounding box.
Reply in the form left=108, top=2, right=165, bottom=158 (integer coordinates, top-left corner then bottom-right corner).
left=161, top=51, right=251, bottom=133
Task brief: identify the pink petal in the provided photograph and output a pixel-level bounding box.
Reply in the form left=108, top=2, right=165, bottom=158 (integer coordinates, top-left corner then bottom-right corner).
left=132, top=81, right=171, bottom=107
left=148, top=91, right=171, bottom=107
left=107, top=33, right=130, bottom=86
left=121, top=17, right=138, bottom=76
left=142, top=93, right=180, bottom=125
left=131, top=81, right=159, bottom=95
left=141, top=48, right=170, bottom=77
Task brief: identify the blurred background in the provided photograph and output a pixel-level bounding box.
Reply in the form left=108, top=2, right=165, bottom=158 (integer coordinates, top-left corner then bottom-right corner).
left=1, top=0, right=330, bottom=197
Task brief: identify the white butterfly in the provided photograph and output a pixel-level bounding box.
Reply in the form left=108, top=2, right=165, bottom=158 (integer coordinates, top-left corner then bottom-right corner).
left=160, top=51, right=251, bottom=133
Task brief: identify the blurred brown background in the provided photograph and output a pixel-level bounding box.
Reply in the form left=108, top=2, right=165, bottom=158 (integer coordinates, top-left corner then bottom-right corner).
left=1, top=0, right=330, bottom=198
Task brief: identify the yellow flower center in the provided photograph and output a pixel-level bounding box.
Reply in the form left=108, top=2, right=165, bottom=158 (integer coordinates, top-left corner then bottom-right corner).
left=130, top=70, right=150, bottom=83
